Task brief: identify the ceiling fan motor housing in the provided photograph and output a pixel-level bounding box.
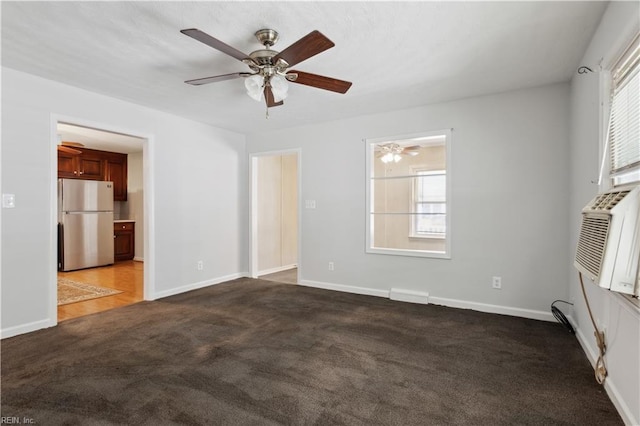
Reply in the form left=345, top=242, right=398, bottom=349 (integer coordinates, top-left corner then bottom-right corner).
left=254, top=29, right=279, bottom=47
left=249, top=49, right=278, bottom=66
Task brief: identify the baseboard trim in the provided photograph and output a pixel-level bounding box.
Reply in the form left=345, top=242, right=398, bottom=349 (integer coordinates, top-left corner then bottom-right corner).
left=133, top=256, right=144, bottom=262
left=1, top=318, right=56, bottom=340
left=298, top=280, right=553, bottom=322
left=573, top=319, right=639, bottom=426
left=258, top=264, right=297, bottom=277
left=429, top=296, right=554, bottom=322
left=298, top=280, right=390, bottom=298
left=152, top=272, right=245, bottom=300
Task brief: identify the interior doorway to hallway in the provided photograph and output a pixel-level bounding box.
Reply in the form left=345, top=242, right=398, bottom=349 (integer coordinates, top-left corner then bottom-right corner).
left=250, top=150, right=300, bottom=284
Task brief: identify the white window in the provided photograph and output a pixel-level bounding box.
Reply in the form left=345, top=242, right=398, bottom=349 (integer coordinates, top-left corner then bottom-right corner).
left=366, top=129, right=451, bottom=258
left=607, top=33, right=640, bottom=187
left=411, top=170, right=446, bottom=238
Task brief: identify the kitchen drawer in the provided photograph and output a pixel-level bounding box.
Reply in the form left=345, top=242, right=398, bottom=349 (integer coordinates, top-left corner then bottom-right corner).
left=115, top=222, right=134, bottom=231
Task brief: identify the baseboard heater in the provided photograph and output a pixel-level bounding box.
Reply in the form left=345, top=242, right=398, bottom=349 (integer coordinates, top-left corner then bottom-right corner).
left=389, top=288, right=429, bottom=305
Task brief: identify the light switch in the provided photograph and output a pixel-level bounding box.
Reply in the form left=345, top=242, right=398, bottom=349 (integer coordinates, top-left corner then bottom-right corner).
left=305, top=200, right=316, bottom=209
left=2, top=194, right=16, bottom=208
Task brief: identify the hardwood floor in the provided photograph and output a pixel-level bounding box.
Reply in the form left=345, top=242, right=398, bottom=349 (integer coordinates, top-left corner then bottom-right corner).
left=58, top=260, right=144, bottom=322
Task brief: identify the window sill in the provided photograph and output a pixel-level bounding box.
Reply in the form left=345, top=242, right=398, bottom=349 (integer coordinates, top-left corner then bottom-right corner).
left=409, top=234, right=446, bottom=240
left=367, top=246, right=451, bottom=259
left=613, top=292, right=640, bottom=319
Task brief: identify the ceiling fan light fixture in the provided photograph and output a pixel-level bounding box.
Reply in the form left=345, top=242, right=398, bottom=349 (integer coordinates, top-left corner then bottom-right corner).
left=244, top=74, right=264, bottom=102
left=381, top=152, right=394, bottom=163
left=270, top=74, right=289, bottom=102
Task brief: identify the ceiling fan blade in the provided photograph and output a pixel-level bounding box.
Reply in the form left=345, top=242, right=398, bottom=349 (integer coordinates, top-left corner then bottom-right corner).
left=181, top=28, right=252, bottom=63
left=273, top=30, right=334, bottom=67
left=264, top=87, right=284, bottom=108
left=288, top=70, right=352, bottom=94
left=58, top=145, right=82, bottom=155
left=185, top=72, right=252, bottom=86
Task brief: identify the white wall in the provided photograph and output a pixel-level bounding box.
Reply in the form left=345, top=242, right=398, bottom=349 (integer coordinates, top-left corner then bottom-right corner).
left=1, top=67, right=247, bottom=337
left=247, top=83, right=570, bottom=319
left=568, top=2, right=640, bottom=424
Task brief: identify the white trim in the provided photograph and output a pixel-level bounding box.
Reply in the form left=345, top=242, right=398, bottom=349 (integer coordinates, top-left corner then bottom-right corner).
left=573, top=318, right=639, bottom=426
left=1, top=318, right=56, bottom=340
left=298, top=279, right=553, bottom=321
left=367, top=247, right=451, bottom=259
left=152, top=272, right=245, bottom=300
left=298, top=280, right=390, bottom=298
left=258, top=264, right=297, bottom=277
left=142, top=132, right=155, bottom=302
left=429, top=296, right=554, bottom=322
left=133, top=256, right=144, bottom=262
left=49, top=116, right=59, bottom=328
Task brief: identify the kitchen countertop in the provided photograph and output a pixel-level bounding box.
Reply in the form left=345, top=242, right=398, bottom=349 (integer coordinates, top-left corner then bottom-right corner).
left=114, top=219, right=135, bottom=223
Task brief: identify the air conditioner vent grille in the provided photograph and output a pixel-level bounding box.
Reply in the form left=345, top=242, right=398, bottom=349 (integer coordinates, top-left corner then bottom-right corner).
left=587, top=190, right=630, bottom=211
left=575, top=215, right=611, bottom=278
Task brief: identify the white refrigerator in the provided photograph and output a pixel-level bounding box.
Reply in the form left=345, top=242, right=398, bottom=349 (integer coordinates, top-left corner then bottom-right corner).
left=58, top=179, right=114, bottom=271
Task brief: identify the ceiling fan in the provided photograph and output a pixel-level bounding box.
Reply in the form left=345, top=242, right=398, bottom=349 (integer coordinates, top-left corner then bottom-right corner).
left=376, top=143, right=421, bottom=163
left=180, top=28, right=352, bottom=108
left=57, top=141, right=84, bottom=155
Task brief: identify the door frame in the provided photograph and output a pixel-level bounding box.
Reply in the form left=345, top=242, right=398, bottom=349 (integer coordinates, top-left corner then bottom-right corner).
left=49, top=114, right=155, bottom=324
left=249, top=148, right=302, bottom=282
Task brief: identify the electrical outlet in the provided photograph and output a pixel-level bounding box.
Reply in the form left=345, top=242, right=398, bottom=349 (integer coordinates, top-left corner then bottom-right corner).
left=2, top=194, right=16, bottom=208
left=197, top=261, right=203, bottom=271
left=492, top=276, right=502, bottom=289
left=328, top=262, right=334, bottom=271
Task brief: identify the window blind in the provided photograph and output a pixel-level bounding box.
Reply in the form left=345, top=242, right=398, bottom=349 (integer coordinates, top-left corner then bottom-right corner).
left=609, top=34, right=640, bottom=184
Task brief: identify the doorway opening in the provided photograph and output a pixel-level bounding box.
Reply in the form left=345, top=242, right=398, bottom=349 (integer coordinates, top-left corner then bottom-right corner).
left=250, top=150, right=301, bottom=284
left=53, top=119, right=149, bottom=321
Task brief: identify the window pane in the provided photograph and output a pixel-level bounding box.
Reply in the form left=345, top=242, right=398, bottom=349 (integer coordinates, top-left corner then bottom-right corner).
left=415, top=203, right=446, bottom=235
left=371, top=213, right=446, bottom=252
left=371, top=177, right=413, bottom=213
left=417, top=173, right=446, bottom=202
left=609, top=34, right=640, bottom=185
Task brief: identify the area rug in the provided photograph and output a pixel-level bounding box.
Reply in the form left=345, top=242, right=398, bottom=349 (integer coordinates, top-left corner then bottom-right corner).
left=57, top=278, right=122, bottom=305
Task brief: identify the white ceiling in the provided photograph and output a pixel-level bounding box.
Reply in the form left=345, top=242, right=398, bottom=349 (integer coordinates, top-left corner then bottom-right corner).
left=2, top=1, right=607, bottom=136
left=57, top=123, right=145, bottom=154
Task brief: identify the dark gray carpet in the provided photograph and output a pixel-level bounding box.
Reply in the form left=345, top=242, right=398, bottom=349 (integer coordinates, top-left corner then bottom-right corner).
left=1, top=278, right=622, bottom=425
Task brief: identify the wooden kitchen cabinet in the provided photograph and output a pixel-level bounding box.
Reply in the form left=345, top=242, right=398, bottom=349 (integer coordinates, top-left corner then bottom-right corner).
left=77, top=150, right=105, bottom=180
left=105, top=154, right=128, bottom=201
left=114, top=221, right=135, bottom=261
left=57, top=150, right=103, bottom=180
left=57, top=147, right=127, bottom=200
left=57, top=151, right=80, bottom=178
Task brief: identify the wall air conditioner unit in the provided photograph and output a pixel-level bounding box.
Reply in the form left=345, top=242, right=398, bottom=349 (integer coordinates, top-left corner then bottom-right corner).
left=574, top=187, right=640, bottom=296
